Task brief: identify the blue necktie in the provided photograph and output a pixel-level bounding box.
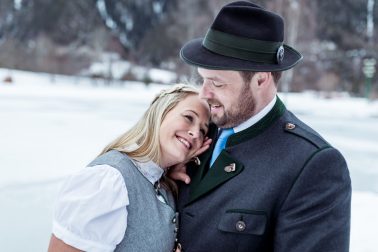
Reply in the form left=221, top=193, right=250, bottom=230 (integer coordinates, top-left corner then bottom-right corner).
left=210, top=128, right=234, bottom=167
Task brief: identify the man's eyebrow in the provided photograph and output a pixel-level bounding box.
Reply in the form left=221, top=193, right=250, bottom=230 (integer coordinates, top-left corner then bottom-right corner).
left=206, top=76, right=223, bottom=82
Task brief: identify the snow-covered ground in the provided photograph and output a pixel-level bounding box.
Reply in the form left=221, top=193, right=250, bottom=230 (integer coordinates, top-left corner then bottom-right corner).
left=0, top=69, right=377, bottom=251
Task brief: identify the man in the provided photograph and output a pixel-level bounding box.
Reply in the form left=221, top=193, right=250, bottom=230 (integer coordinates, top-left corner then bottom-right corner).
left=174, top=1, right=351, bottom=252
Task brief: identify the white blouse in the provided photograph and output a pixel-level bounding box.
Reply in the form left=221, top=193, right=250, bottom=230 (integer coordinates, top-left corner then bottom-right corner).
left=52, top=160, right=164, bottom=252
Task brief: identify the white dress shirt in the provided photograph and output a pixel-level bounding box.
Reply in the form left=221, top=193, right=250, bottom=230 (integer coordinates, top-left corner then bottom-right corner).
left=52, top=160, right=164, bottom=252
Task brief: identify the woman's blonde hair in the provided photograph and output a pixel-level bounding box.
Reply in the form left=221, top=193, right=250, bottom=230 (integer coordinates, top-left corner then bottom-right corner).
left=100, top=84, right=201, bottom=194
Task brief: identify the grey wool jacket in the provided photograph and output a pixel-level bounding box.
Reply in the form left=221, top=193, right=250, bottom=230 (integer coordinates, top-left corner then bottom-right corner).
left=177, top=97, right=351, bottom=252
left=88, top=150, right=178, bottom=252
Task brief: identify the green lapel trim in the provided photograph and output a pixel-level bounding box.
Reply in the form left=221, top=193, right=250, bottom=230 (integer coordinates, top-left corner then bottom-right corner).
left=227, top=96, right=286, bottom=147
left=190, top=123, right=218, bottom=189
left=188, top=150, right=244, bottom=204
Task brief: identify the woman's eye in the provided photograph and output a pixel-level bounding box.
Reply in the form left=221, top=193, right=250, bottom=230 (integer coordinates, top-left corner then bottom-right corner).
left=184, top=115, right=193, bottom=122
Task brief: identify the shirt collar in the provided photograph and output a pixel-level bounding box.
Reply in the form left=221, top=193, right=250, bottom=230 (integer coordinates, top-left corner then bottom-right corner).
left=123, top=143, right=164, bottom=184
left=132, top=160, right=164, bottom=184
left=233, top=95, right=277, bottom=133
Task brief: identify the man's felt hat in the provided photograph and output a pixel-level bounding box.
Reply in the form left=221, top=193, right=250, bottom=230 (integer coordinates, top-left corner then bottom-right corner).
left=180, top=1, right=303, bottom=71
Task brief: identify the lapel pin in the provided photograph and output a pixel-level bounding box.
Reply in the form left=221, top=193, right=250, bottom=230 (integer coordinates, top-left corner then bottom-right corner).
left=224, top=163, right=236, bottom=173
left=285, top=122, right=296, bottom=130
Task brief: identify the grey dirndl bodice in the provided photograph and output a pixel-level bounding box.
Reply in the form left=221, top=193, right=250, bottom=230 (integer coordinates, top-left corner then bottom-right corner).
left=88, top=150, right=178, bottom=252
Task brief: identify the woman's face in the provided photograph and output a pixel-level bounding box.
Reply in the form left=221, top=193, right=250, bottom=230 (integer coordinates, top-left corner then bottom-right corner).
left=159, top=94, right=210, bottom=168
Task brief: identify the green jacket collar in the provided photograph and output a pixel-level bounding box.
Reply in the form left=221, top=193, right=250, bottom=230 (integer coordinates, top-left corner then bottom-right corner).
left=227, top=96, right=286, bottom=147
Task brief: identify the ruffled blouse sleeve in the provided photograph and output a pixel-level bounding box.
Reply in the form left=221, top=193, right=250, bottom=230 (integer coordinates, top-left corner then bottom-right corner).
left=52, top=164, right=129, bottom=252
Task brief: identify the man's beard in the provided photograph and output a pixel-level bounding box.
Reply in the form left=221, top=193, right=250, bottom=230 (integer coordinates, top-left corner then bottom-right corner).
left=211, top=84, right=255, bottom=128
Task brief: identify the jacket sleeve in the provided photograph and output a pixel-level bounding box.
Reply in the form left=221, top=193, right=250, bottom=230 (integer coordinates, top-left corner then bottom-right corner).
left=274, top=147, right=351, bottom=252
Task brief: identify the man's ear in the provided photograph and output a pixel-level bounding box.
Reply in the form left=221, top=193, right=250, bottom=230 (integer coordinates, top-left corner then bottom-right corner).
left=255, top=72, right=270, bottom=86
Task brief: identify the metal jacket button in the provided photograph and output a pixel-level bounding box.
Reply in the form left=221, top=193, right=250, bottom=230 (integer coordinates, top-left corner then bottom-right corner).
left=236, top=220, right=246, bottom=232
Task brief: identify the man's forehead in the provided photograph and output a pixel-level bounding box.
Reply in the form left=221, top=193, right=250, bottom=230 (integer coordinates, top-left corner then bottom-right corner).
left=197, top=68, right=241, bottom=80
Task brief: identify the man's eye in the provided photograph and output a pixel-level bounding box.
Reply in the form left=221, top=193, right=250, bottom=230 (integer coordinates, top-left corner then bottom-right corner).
left=212, top=81, right=223, bottom=87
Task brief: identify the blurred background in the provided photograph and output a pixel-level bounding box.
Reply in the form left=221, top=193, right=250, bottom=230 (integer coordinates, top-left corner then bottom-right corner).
left=0, top=0, right=377, bottom=96
left=0, top=0, right=377, bottom=251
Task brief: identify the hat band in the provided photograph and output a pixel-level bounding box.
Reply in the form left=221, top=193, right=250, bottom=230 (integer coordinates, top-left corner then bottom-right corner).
left=202, top=29, right=283, bottom=64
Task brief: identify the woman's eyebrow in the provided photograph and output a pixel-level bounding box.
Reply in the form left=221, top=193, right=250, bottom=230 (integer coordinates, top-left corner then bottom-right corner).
left=186, top=109, right=198, bottom=115
left=186, top=110, right=209, bottom=129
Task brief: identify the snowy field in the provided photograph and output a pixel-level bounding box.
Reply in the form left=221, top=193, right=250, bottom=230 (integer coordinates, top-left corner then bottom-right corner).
left=0, top=68, right=378, bottom=252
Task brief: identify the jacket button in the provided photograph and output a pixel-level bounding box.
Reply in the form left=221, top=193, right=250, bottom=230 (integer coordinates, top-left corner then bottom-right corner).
left=285, top=122, right=296, bottom=130
left=236, top=220, right=246, bottom=232
left=172, top=217, right=177, bottom=223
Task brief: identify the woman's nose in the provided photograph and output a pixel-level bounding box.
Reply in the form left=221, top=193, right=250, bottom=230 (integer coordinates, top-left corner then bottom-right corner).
left=188, top=130, right=199, bottom=138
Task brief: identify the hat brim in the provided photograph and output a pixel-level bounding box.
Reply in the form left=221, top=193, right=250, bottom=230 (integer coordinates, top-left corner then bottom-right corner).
left=180, top=38, right=303, bottom=72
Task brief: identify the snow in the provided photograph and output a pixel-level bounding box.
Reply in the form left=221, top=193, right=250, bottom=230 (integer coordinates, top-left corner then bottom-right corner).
left=87, top=60, right=132, bottom=80
left=148, top=68, right=178, bottom=83
left=153, top=1, right=163, bottom=14
left=14, top=0, right=22, bottom=10
left=82, top=57, right=178, bottom=84
left=0, top=68, right=377, bottom=251
left=96, top=0, right=117, bottom=30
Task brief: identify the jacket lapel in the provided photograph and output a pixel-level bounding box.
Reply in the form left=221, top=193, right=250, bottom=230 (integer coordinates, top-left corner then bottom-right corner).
left=190, top=146, right=213, bottom=188
left=186, top=96, right=286, bottom=205
left=189, top=122, right=218, bottom=189
left=188, top=150, right=244, bottom=204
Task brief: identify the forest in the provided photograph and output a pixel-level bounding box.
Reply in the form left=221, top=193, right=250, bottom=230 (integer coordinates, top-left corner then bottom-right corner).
left=0, top=0, right=377, bottom=96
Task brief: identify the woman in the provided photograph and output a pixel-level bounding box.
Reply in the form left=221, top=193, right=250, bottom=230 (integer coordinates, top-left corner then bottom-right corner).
left=48, top=84, right=211, bottom=252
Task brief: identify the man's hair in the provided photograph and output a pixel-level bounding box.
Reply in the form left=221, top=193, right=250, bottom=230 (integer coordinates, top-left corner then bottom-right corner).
left=239, top=71, right=282, bottom=85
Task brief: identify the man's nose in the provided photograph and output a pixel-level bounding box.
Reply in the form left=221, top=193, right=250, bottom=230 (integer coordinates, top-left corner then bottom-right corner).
left=199, top=83, right=212, bottom=99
